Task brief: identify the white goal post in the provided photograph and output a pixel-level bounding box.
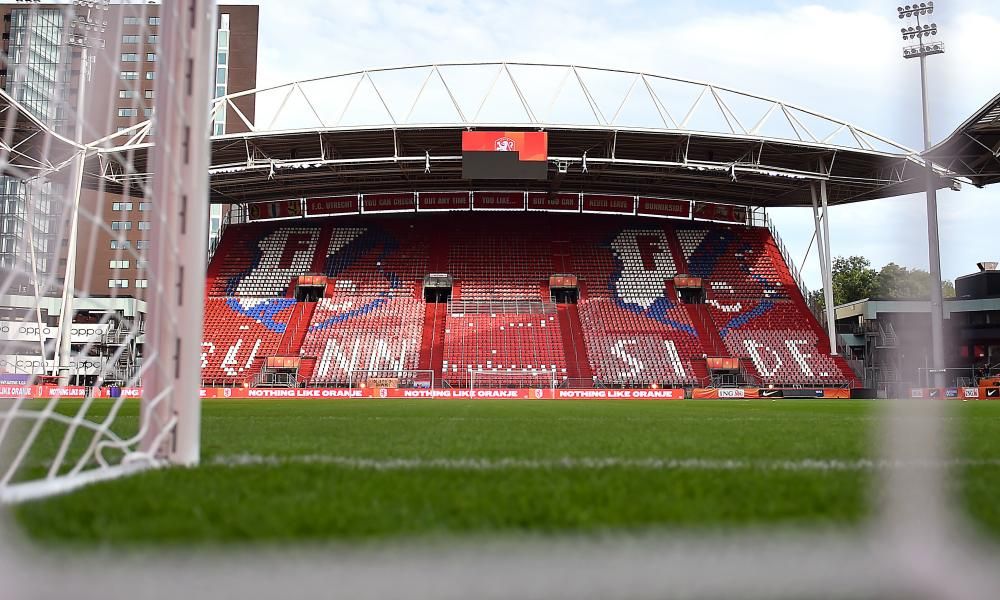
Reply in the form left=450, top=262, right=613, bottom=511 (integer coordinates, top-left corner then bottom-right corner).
left=0, top=0, right=215, bottom=503
left=468, top=368, right=559, bottom=390
left=346, top=369, right=436, bottom=389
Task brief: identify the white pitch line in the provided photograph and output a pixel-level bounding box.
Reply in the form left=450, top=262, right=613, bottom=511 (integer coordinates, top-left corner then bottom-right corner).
left=209, top=455, right=1000, bottom=472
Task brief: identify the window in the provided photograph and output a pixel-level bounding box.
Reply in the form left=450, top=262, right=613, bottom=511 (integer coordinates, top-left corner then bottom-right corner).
left=145, top=71, right=155, bottom=80
left=135, top=279, right=148, bottom=289
left=136, top=240, right=149, bottom=249
left=138, top=221, right=151, bottom=231
left=111, top=221, right=132, bottom=231
left=112, top=202, right=133, bottom=211
left=123, top=16, right=140, bottom=25
left=120, top=71, right=138, bottom=80
left=146, top=53, right=157, bottom=62
left=143, top=107, right=153, bottom=117
left=118, top=108, right=138, bottom=117
left=147, top=35, right=158, bottom=44
left=122, top=35, right=140, bottom=44
left=110, top=240, right=131, bottom=250
left=138, top=202, right=151, bottom=211
left=119, top=90, right=136, bottom=99
left=148, top=16, right=160, bottom=25
left=108, top=279, right=129, bottom=289
left=136, top=259, right=149, bottom=270
left=144, top=90, right=154, bottom=99
left=109, top=260, right=130, bottom=269
left=121, top=53, right=138, bottom=62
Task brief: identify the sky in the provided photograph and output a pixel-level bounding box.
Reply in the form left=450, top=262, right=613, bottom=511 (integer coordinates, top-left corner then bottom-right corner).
left=244, top=0, right=996, bottom=289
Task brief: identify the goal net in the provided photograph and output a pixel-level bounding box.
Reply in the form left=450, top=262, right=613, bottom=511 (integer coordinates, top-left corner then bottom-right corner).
left=0, top=0, right=215, bottom=503
left=468, top=368, right=560, bottom=390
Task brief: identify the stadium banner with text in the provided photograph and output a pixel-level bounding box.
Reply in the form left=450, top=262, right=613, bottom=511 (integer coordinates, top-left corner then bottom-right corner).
left=247, top=199, right=303, bottom=221
left=691, top=388, right=760, bottom=399
left=471, top=191, right=526, bottom=211
left=462, top=131, right=548, bottom=180
left=196, top=388, right=686, bottom=400
left=907, top=388, right=1000, bottom=399
left=527, top=192, right=581, bottom=212
left=417, top=191, right=471, bottom=211
left=362, top=192, right=417, bottom=213
left=305, top=195, right=360, bottom=217
left=9, top=387, right=876, bottom=400
left=581, top=194, right=635, bottom=215
left=1, top=322, right=109, bottom=343
left=691, top=201, right=748, bottom=224
left=636, top=197, right=690, bottom=219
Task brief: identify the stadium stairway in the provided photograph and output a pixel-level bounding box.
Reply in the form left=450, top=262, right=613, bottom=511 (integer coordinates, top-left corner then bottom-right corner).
left=298, top=357, right=317, bottom=381
left=276, top=301, right=316, bottom=356
left=551, top=239, right=572, bottom=273
left=310, top=226, right=335, bottom=273
left=663, top=225, right=690, bottom=273
left=740, top=358, right=762, bottom=385
left=419, top=302, right=448, bottom=383
left=689, top=358, right=710, bottom=386
left=427, top=231, right=449, bottom=273
left=556, top=303, right=594, bottom=386
left=685, top=302, right=727, bottom=357
left=205, top=225, right=241, bottom=296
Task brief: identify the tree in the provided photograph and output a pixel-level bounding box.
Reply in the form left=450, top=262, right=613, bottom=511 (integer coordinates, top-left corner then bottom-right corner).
left=807, top=288, right=824, bottom=312
left=876, top=262, right=956, bottom=299
left=831, top=256, right=878, bottom=306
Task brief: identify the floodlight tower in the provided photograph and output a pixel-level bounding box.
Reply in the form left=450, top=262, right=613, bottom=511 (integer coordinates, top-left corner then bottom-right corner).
left=898, top=2, right=946, bottom=389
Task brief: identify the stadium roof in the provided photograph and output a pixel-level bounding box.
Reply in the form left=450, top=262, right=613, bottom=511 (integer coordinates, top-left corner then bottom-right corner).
left=0, top=89, right=81, bottom=180
left=0, top=62, right=952, bottom=207
left=924, top=92, right=1000, bottom=187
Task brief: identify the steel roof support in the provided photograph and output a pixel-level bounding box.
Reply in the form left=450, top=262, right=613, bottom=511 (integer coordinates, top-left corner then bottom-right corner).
left=811, top=177, right=837, bottom=357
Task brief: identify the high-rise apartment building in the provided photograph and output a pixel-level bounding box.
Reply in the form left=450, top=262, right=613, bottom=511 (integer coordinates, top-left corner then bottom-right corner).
left=0, top=1, right=259, bottom=300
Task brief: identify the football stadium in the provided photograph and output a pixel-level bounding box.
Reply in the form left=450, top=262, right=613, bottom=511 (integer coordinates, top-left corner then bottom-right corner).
left=1, top=1, right=1000, bottom=598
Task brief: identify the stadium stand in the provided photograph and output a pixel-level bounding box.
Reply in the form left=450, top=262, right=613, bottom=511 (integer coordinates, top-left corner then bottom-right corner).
left=203, top=213, right=856, bottom=388
left=201, top=297, right=297, bottom=384
left=442, top=301, right=567, bottom=387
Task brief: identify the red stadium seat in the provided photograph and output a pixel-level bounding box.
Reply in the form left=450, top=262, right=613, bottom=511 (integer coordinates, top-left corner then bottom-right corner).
left=203, top=213, right=854, bottom=388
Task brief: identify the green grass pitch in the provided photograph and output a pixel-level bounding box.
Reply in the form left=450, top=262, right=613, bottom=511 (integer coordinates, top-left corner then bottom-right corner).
left=9, top=399, right=1000, bottom=545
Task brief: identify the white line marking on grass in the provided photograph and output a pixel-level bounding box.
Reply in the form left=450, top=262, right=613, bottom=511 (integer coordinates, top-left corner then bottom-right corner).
left=209, top=455, right=1000, bottom=472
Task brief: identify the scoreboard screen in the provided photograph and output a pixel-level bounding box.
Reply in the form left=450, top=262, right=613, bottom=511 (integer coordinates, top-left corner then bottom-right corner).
left=462, top=131, right=548, bottom=180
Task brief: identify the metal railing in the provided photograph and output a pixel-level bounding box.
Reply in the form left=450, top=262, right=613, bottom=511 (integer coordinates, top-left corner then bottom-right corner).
left=447, top=298, right=557, bottom=315
left=762, top=211, right=810, bottom=301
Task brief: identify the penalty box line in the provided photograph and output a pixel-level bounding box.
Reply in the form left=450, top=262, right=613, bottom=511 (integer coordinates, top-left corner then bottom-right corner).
left=210, top=455, right=1000, bottom=472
